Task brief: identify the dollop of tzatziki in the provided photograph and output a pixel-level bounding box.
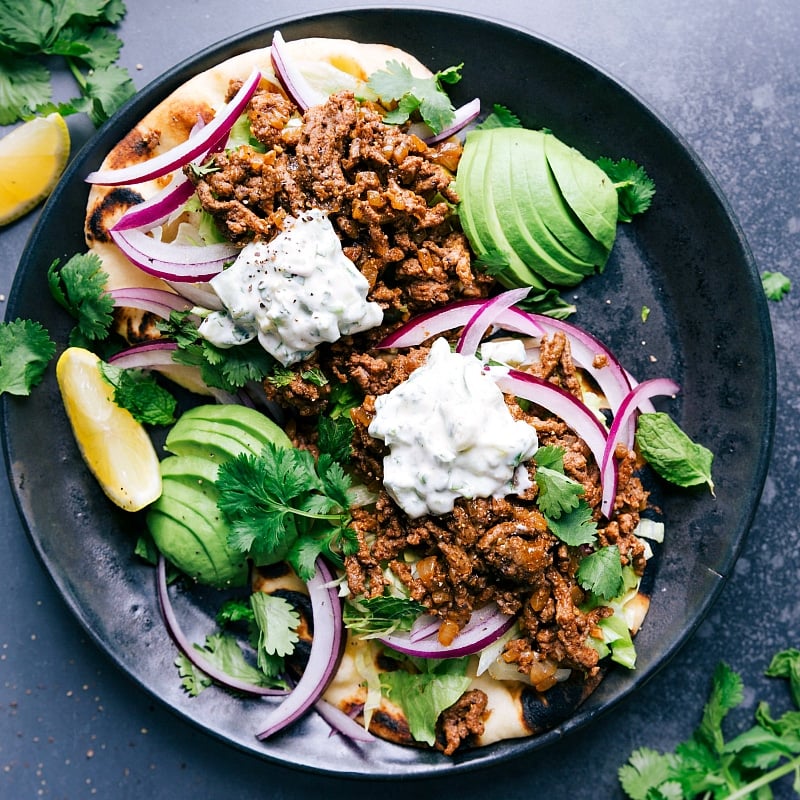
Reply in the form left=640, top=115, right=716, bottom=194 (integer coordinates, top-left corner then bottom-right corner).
left=198, top=209, right=383, bottom=366
left=368, top=337, right=539, bottom=518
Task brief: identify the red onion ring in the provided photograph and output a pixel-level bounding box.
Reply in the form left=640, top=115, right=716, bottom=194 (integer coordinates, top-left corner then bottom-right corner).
left=600, top=378, right=680, bottom=517
left=456, top=288, right=530, bottom=357
left=380, top=602, right=514, bottom=658
left=378, top=297, right=544, bottom=350
left=408, top=97, right=482, bottom=145
left=313, top=698, right=375, bottom=743
left=156, top=555, right=289, bottom=697
left=108, top=227, right=239, bottom=282
left=108, top=287, right=193, bottom=318
left=489, top=367, right=616, bottom=517
left=256, top=558, right=345, bottom=740
left=270, top=30, right=329, bottom=111
left=86, top=69, right=262, bottom=186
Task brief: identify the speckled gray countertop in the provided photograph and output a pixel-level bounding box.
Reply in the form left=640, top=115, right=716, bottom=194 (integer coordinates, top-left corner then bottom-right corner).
left=1, top=1, right=798, bottom=797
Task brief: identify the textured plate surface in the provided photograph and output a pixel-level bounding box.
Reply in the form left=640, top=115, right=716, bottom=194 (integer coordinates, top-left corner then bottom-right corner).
left=1, top=7, right=775, bottom=778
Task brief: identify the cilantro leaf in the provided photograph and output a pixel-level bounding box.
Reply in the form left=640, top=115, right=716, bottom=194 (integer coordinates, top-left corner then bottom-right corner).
left=317, top=413, right=354, bottom=463
left=765, top=648, right=800, bottom=708
left=636, top=412, right=715, bottom=493
left=546, top=500, right=597, bottom=546
left=0, top=56, right=51, bottom=124
left=161, top=310, right=274, bottom=392
left=473, top=248, right=512, bottom=277
left=477, top=103, right=523, bottom=130
left=576, top=545, right=624, bottom=600
left=47, top=253, right=114, bottom=342
left=175, top=653, right=213, bottom=697
left=381, top=656, right=472, bottom=747
left=596, top=157, right=656, bottom=222
left=98, top=361, right=177, bottom=426
left=193, top=632, right=284, bottom=690
left=0, top=318, right=56, bottom=396
left=620, top=649, right=800, bottom=800
left=0, top=0, right=135, bottom=125
left=216, top=441, right=356, bottom=574
left=533, top=446, right=585, bottom=518
left=250, top=592, right=299, bottom=677
left=366, top=60, right=463, bottom=134
left=762, top=270, right=792, bottom=301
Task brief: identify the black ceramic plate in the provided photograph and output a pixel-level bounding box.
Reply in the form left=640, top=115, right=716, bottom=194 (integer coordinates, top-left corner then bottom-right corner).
left=1, top=7, right=775, bottom=778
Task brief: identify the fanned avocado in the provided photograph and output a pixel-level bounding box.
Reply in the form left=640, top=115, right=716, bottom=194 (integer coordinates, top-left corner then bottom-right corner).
left=148, top=455, right=248, bottom=588
left=491, top=129, right=595, bottom=286
left=457, top=127, right=616, bottom=289
left=148, top=404, right=293, bottom=588
left=543, top=131, right=618, bottom=252
left=457, top=130, right=547, bottom=290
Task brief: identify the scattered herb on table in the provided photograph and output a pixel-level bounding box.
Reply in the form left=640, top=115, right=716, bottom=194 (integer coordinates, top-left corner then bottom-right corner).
left=0, top=0, right=136, bottom=126
left=619, top=648, right=800, bottom=799
left=762, top=271, right=792, bottom=302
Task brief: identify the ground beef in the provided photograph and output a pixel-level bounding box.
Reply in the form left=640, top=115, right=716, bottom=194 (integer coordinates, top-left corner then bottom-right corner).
left=436, top=689, right=488, bottom=755
left=186, top=87, right=493, bottom=319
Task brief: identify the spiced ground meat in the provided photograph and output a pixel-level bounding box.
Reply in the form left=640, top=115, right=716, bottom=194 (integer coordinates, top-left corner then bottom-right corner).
left=186, top=86, right=493, bottom=319
left=341, top=333, right=649, bottom=677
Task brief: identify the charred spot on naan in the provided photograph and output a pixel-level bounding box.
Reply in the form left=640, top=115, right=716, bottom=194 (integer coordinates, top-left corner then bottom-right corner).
left=86, top=186, right=146, bottom=245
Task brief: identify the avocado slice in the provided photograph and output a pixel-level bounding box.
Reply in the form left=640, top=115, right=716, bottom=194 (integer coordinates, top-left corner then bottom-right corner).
left=457, top=130, right=547, bottom=290
left=148, top=458, right=247, bottom=588
left=171, top=404, right=292, bottom=450
left=165, top=421, right=267, bottom=462
left=543, top=131, right=618, bottom=252
left=490, top=129, right=594, bottom=286
left=518, top=131, right=611, bottom=266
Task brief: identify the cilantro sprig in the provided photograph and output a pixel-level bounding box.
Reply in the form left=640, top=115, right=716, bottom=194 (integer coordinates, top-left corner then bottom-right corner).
left=0, top=318, right=56, bottom=396
left=0, top=0, right=136, bottom=126
left=596, top=156, right=656, bottom=222
left=619, top=649, right=800, bottom=799
left=762, top=271, right=792, bottom=301
left=215, top=441, right=359, bottom=580
left=366, top=60, right=463, bottom=134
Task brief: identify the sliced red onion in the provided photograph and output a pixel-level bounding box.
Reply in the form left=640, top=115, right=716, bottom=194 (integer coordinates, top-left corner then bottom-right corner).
left=111, top=174, right=196, bottom=232
left=456, top=288, right=530, bottom=357
left=408, top=97, right=482, bottom=145
left=270, top=30, right=329, bottom=112
left=108, top=340, right=181, bottom=369
left=165, top=280, right=224, bottom=311
left=156, top=555, right=289, bottom=697
left=506, top=307, right=633, bottom=422
left=379, top=602, right=514, bottom=659
left=490, top=367, right=616, bottom=517
left=108, top=287, right=193, bottom=318
left=378, top=297, right=544, bottom=350
left=408, top=613, right=440, bottom=643
left=313, top=698, right=375, bottom=743
left=256, top=558, right=345, bottom=740
left=600, top=378, right=680, bottom=517
left=109, top=227, right=238, bottom=282
left=86, top=69, right=262, bottom=186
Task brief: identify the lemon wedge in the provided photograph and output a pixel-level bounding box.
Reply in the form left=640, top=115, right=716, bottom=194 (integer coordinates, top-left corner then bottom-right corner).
left=0, top=112, right=70, bottom=226
left=56, top=347, right=162, bottom=512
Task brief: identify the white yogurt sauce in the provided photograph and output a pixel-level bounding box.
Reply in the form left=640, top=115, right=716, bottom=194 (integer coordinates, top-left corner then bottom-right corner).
left=198, top=209, right=383, bottom=365
left=368, top=337, right=539, bottom=518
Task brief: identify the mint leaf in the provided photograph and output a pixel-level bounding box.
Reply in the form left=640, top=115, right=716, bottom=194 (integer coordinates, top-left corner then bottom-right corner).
left=0, top=318, right=56, bottom=396
left=636, top=412, right=714, bottom=493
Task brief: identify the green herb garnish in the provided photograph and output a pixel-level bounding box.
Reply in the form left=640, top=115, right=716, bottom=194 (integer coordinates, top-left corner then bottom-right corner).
left=0, top=0, right=135, bottom=126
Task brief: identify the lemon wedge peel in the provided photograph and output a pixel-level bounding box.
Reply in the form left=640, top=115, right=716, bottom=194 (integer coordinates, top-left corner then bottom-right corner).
left=0, top=113, right=71, bottom=226
left=56, top=347, right=162, bottom=512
